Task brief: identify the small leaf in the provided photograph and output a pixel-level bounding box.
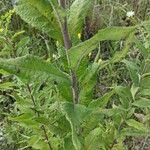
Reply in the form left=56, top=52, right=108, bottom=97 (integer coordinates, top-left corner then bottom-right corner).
left=89, top=90, right=114, bottom=108
left=143, top=20, right=150, bottom=33
left=0, top=82, right=16, bottom=90
left=132, top=98, right=150, bottom=108
left=122, top=59, right=140, bottom=86
left=126, top=119, right=150, bottom=133
left=114, top=86, right=132, bottom=108
left=122, top=127, right=150, bottom=137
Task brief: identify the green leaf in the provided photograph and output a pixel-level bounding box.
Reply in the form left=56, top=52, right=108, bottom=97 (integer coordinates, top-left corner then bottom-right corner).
left=34, top=116, right=50, bottom=126
left=79, top=62, right=101, bottom=105
left=114, top=86, right=132, bottom=108
left=0, top=82, right=16, bottom=90
left=57, top=82, right=72, bottom=101
left=9, top=113, right=40, bottom=129
left=68, top=0, right=92, bottom=35
left=85, top=127, right=103, bottom=150
left=130, top=85, right=139, bottom=100
left=63, top=135, right=75, bottom=150
left=15, top=0, right=62, bottom=41
left=140, top=89, right=150, bottom=96
left=143, top=20, right=150, bottom=33
left=122, top=127, right=150, bottom=137
left=89, top=90, right=114, bottom=108
left=126, top=119, right=150, bottom=133
left=12, top=93, right=33, bottom=113
left=110, top=32, right=135, bottom=64
left=61, top=102, right=92, bottom=150
left=69, top=26, right=136, bottom=69
left=122, top=59, right=140, bottom=86
left=0, top=55, right=70, bottom=83
left=135, top=38, right=148, bottom=58
left=132, top=98, right=150, bottom=108
left=28, top=135, right=49, bottom=150
left=141, top=76, right=150, bottom=89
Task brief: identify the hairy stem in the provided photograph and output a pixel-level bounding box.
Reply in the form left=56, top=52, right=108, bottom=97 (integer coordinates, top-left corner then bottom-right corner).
left=58, top=0, right=79, bottom=104
left=27, top=84, right=53, bottom=150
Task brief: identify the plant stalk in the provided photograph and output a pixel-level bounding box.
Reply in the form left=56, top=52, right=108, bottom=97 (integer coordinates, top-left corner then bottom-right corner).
left=58, top=0, right=79, bottom=104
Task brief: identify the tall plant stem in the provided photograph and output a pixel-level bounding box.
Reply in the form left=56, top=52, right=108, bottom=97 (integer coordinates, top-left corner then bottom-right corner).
left=27, top=84, right=53, bottom=150
left=58, top=0, right=79, bottom=104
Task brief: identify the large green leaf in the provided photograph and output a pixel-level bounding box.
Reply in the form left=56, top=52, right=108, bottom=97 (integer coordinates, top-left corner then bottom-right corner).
left=61, top=102, right=92, bottom=150
left=68, top=0, right=92, bottom=35
left=15, top=0, right=62, bottom=41
left=0, top=55, right=70, bottom=83
left=69, top=26, right=136, bottom=69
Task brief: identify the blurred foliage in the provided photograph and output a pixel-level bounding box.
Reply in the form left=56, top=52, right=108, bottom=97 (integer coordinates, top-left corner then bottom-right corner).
left=0, top=0, right=150, bottom=150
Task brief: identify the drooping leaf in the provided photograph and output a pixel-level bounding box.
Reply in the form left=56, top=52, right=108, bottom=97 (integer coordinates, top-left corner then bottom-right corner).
left=15, top=0, right=62, bottom=41
left=0, top=55, right=70, bottom=83
left=69, top=26, right=136, bottom=69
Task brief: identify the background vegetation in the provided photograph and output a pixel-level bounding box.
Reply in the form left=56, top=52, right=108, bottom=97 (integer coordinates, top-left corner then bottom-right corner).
left=0, top=0, right=150, bottom=149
